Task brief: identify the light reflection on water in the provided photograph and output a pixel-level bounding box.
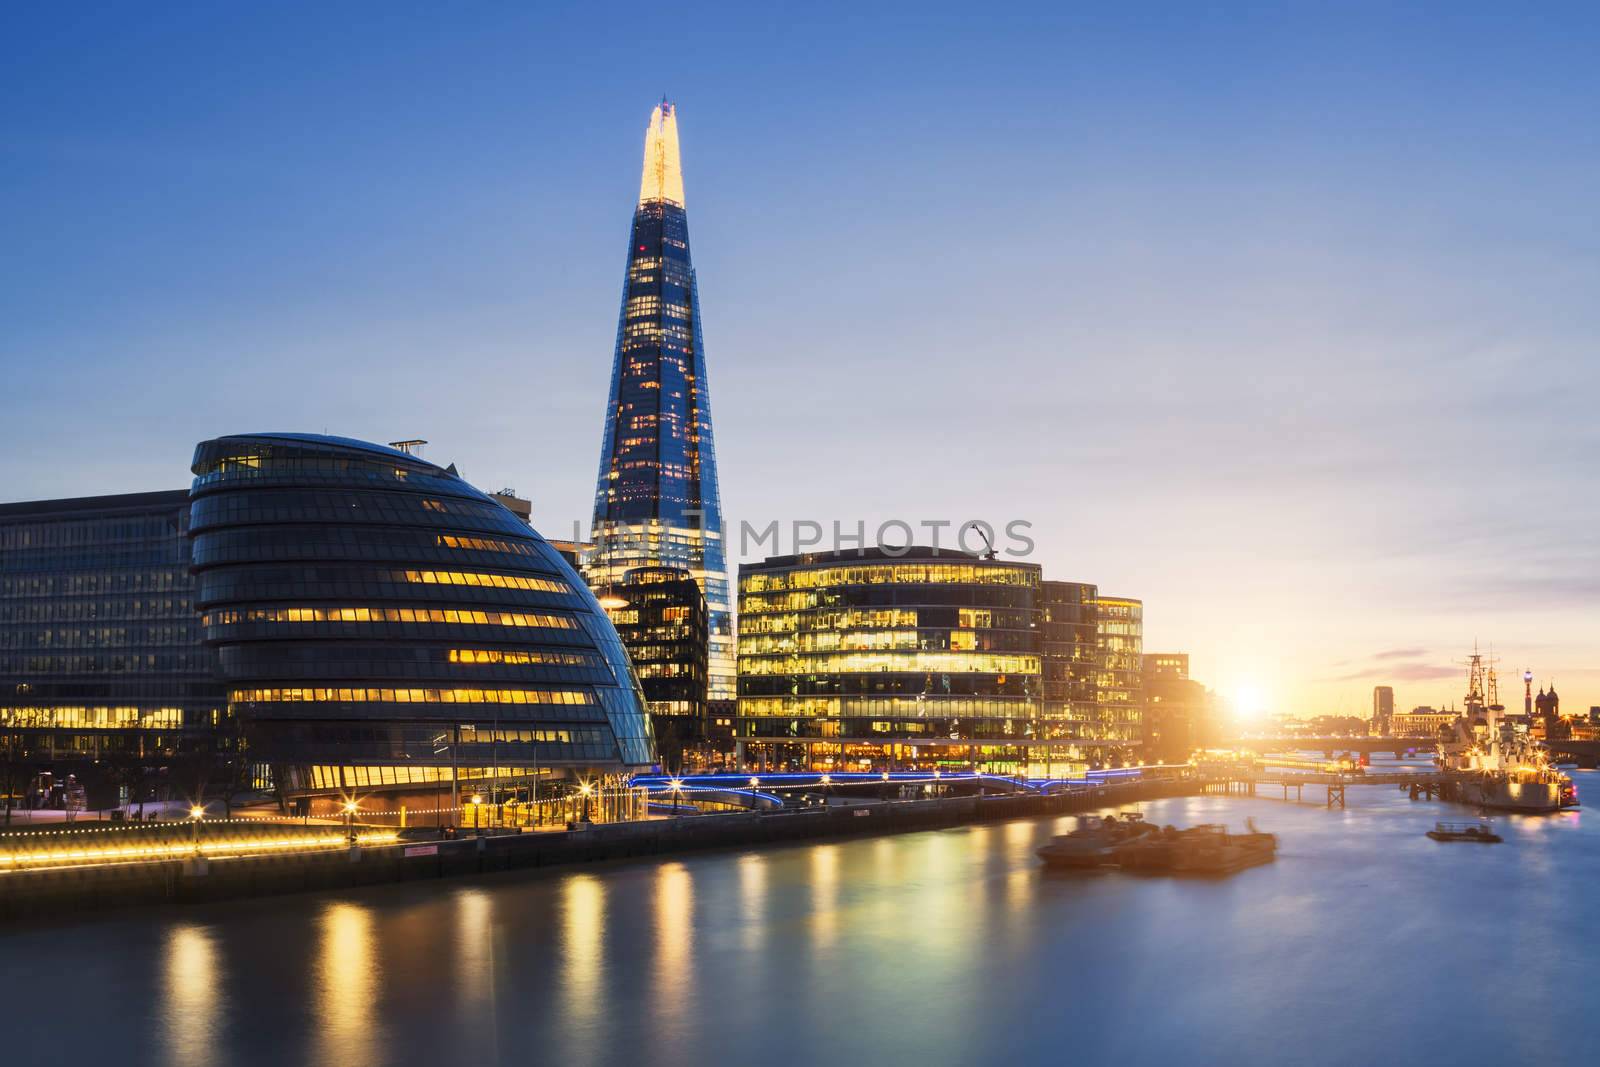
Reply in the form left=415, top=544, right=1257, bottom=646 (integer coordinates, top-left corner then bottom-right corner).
left=313, top=902, right=380, bottom=1067
left=7, top=768, right=1600, bottom=1066
left=161, top=925, right=219, bottom=1067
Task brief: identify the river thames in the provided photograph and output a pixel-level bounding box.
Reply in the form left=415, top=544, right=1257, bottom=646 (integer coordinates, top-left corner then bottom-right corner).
left=7, top=767, right=1598, bottom=1066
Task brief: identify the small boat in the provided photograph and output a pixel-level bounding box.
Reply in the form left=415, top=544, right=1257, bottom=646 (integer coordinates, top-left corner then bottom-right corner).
left=1164, top=822, right=1277, bottom=875
left=1081, top=819, right=1276, bottom=876
left=1036, top=813, right=1155, bottom=869
left=1426, top=820, right=1502, bottom=843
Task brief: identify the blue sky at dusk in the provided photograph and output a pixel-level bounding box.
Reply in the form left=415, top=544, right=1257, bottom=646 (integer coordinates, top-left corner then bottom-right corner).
left=3, top=2, right=1597, bottom=716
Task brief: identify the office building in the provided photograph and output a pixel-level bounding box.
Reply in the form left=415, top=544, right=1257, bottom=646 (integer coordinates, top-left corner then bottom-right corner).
left=736, top=547, right=1044, bottom=773
left=0, top=491, right=227, bottom=806
left=1093, top=595, right=1144, bottom=752
left=1143, top=652, right=1207, bottom=763
left=1039, top=580, right=1117, bottom=771
left=1372, top=685, right=1395, bottom=735
left=596, top=566, right=708, bottom=772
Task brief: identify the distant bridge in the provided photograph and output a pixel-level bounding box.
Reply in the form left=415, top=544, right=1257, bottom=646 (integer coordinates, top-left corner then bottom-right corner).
left=1542, top=740, right=1600, bottom=767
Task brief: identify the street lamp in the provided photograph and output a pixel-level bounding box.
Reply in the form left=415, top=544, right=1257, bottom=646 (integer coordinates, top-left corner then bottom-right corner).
left=342, top=799, right=359, bottom=844
left=470, top=793, right=483, bottom=832
left=669, top=778, right=683, bottom=817
left=579, top=780, right=594, bottom=823
left=189, top=805, right=204, bottom=851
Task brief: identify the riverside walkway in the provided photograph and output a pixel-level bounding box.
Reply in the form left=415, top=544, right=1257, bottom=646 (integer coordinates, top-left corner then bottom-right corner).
left=0, top=774, right=1193, bottom=921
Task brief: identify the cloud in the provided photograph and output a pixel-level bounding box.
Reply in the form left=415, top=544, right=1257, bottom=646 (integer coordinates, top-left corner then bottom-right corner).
left=1322, top=661, right=1458, bottom=683
left=1386, top=664, right=1462, bottom=682
left=1370, top=647, right=1429, bottom=661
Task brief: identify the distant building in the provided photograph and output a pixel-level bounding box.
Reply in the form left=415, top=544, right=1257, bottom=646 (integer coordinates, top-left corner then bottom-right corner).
left=736, top=547, right=1045, bottom=774
left=597, top=567, right=708, bottom=772
left=1093, top=596, right=1144, bottom=756
left=0, top=490, right=227, bottom=806
left=1372, top=686, right=1395, bottom=735
left=1143, top=653, right=1206, bottom=763
left=706, top=698, right=736, bottom=751
left=1534, top=684, right=1565, bottom=740
left=489, top=490, right=533, bottom=524
left=546, top=539, right=594, bottom=571
left=1390, top=706, right=1456, bottom=737
left=190, top=433, right=655, bottom=813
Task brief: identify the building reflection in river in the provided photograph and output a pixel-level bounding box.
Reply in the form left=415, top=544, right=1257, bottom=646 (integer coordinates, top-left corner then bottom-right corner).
left=652, top=861, right=695, bottom=1032
left=161, top=924, right=220, bottom=1067
left=738, top=853, right=767, bottom=954
left=809, top=844, right=841, bottom=950
left=453, top=890, right=497, bottom=1027
left=559, top=870, right=605, bottom=1060
left=314, top=902, right=381, bottom=1067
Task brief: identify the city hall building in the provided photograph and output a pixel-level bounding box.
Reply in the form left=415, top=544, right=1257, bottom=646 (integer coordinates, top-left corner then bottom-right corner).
left=189, top=433, right=656, bottom=811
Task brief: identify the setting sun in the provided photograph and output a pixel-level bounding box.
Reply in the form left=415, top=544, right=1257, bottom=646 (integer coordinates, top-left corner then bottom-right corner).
left=1231, top=683, right=1270, bottom=722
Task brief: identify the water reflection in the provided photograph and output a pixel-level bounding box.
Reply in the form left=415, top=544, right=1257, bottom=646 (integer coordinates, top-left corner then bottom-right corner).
left=453, top=890, right=496, bottom=1027
left=313, top=902, right=381, bottom=1067
left=809, top=844, right=840, bottom=949
left=738, top=853, right=767, bottom=953
left=653, top=862, right=694, bottom=1016
left=20, top=787, right=1600, bottom=1067
left=560, top=874, right=605, bottom=1035
left=161, top=924, right=220, bottom=1067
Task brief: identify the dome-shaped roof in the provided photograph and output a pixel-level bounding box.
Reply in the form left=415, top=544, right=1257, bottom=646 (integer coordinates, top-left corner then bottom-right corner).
left=189, top=433, right=655, bottom=798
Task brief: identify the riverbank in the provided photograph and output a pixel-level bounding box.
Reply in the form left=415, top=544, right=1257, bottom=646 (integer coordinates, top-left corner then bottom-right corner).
left=0, top=779, right=1195, bottom=922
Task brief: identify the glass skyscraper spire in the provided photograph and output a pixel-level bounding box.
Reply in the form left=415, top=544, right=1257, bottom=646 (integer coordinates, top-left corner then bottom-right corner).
left=591, top=101, right=733, bottom=699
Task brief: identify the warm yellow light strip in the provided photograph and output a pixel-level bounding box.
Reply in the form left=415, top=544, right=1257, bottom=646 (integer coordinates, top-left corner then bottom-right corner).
left=448, top=649, right=593, bottom=666
left=230, top=687, right=594, bottom=706
left=638, top=100, right=685, bottom=206
left=0, top=832, right=400, bottom=873
left=401, top=569, right=567, bottom=592
left=204, top=606, right=576, bottom=629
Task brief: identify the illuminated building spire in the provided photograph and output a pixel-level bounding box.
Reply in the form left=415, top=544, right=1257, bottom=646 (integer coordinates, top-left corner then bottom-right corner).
left=594, top=100, right=732, bottom=701
left=638, top=98, right=685, bottom=207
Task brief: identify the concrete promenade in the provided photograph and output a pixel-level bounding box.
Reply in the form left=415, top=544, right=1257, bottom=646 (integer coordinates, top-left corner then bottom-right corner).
left=0, top=778, right=1195, bottom=922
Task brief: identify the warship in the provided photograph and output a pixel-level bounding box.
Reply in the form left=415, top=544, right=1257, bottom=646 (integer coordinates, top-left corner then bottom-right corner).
left=1437, top=647, right=1577, bottom=813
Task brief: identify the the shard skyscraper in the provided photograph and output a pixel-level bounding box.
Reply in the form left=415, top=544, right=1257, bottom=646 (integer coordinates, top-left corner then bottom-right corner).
left=590, top=100, right=734, bottom=700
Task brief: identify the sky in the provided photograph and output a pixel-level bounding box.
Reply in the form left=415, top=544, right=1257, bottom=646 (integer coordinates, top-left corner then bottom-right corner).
left=3, top=2, right=1598, bottom=720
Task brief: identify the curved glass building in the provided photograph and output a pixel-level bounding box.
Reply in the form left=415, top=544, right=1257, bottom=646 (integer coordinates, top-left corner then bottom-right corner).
left=189, top=433, right=654, bottom=809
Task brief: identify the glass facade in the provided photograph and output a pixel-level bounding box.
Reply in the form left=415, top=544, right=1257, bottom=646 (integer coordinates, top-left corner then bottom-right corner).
left=597, top=566, right=708, bottom=773
left=1040, top=582, right=1099, bottom=731
left=589, top=101, right=733, bottom=701
left=736, top=548, right=1062, bottom=774
left=1093, top=595, right=1144, bottom=749
left=0, top=491, right=227, bottom=802
left=190, top=433, right=655, bottom=803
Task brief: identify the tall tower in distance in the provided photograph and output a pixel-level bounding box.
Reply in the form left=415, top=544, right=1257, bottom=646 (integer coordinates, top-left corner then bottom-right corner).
left=1372, top=685, right=1394, bottom=734
left=590, top=100, right=734, bottom=700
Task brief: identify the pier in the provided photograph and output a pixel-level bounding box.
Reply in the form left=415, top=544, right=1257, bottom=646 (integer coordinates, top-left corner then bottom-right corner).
left=1200, top=769, right=1469, bottom=808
